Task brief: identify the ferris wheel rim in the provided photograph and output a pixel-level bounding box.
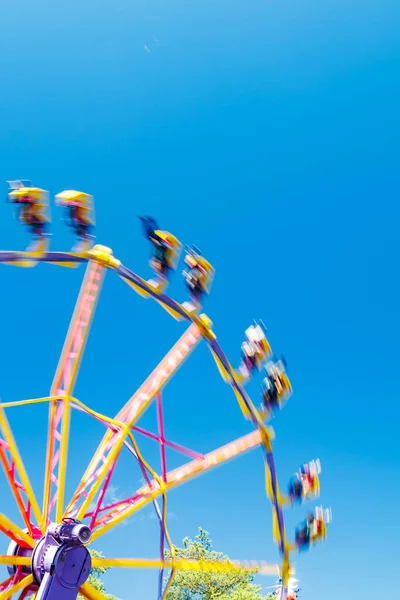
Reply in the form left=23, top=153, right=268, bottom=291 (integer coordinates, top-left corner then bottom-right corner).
left=0, top=243, right=293, bottom=600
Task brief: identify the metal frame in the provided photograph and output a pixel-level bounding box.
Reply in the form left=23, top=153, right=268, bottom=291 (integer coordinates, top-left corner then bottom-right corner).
left=0, top=242, right=316, bottom=600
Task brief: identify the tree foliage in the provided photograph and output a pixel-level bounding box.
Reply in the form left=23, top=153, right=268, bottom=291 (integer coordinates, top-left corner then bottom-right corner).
left=77, top=549, right=118, bottom=600
left=165, top=528, right=275, bottom=600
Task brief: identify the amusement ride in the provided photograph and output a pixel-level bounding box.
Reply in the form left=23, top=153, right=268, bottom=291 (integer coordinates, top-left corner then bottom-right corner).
left=0, top=181, right=331, bottom=600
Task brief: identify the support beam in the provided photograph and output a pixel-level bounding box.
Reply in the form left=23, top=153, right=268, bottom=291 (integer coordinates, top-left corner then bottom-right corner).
left=42, top=258, right=107, bottom=528
left=0, top=574, right=33, bottom=600
left=0, top=514, right=35, bottom=549
left=0, top=407, right=42, bottom=536
left=91, top=429, right=263, bottom=540
left=64, top=323, right=203, bottom=521
left=91, top=557, right=280, bottom=576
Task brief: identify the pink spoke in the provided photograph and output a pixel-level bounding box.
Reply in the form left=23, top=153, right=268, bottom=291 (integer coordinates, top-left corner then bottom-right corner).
left=0, top=418, right=42, bottom=536
left=86, top=486, right=155, bottom=519
left=18, top=586, right=36, bottom=600
left=64, top=324, right=202, bottom=520
left=0, top=576, right=14, bottom=593
left=92, top=430, right=262, bottom=532
left=132, top=425, right=160, bottom=443
left=132, top=426, right=204, bottom=460
left=89, top=457, right=119, bottom=529
left=156, top=394, right=167, bottom=483
left=0, top=526, right=30, bottom=550
left=163, top=439, right=204, bottom=461
left=43, top=260, right=106, bottom=526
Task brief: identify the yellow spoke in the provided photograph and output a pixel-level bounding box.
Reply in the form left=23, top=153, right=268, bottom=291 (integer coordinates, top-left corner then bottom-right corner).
left=50, top=259, right=106, bottom=395
left=43, top=258, right=106, bottom=527
left=0, top=556, right=31, bottom=566
left=64, top=323, right=203, bottom=521
left=0, top=396, right=56, bottom=409
left=0, top=574, right=33, bottom=600
left=79, top=582, right=110, bottom=600
left=91, top=429, right=263, bottom=540
left=0, top=514, right=35, bottom=548
left=56, top=396, right=71, bottom=524
left=0, top=407, right=42, bottom=532
left=91, top=557, right=280, bottom=576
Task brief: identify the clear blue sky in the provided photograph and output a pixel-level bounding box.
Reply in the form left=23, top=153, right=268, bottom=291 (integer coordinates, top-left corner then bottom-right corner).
left=0, top=1, right=399, bottom=599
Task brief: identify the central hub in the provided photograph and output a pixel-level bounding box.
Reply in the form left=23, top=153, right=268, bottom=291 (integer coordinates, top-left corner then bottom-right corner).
left=7, top=520, right=92, bottom=600
left=6, top=536, right=34, bottom=577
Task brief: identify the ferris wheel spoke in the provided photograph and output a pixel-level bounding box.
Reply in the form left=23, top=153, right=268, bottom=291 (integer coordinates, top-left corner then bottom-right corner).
left=78, top=582, right=110, bottom=600
left=154, top=392, right=176, bottom=600
left=132, top=425, right=205, bottom=460
left=156, top=394, right=167, bottom=483
left=17, top=587, right=35, bottom=600
left=0, top=397, right=57, bottom=410
left=0, top=574, right=33, bottom=600
left=0, top=407, right=42, bottom=535
left=0, top=576, right=13, bottom=594
left=64, top=323, right=203, bottom=521
left=43, top=259, right=107, bottom=527
left=0, top=515, right=35, bottom=549
left=91, top=556, right=280, bottom=575
left=60, top=398, right=162, bottom=529
left=0, top=556, right=31, bottom=566
left=90, top=429, right=263, bottom=539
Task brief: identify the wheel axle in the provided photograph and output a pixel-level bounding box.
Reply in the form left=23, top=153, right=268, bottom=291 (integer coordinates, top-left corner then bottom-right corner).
left=6, top=520, right=92, bottom=600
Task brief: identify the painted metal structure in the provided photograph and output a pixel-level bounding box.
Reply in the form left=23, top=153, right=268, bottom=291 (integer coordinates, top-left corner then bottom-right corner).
left=0, top=189, right=329, bottom=600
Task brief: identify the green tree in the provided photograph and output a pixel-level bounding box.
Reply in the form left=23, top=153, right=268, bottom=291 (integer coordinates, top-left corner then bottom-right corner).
left=77, top=549, right=118, bottom=600
left=165, top=528, right=275, bottom=600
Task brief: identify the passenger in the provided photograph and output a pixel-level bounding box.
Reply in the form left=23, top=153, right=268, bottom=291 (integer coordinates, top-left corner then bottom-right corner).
left=139, top=216, right=173, bottom=278
left=67, top=204, right=91, bottom=239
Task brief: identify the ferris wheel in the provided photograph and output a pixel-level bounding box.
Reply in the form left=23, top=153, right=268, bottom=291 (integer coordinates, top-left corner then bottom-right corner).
left=0, top=183, right=331, bottom=600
